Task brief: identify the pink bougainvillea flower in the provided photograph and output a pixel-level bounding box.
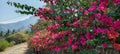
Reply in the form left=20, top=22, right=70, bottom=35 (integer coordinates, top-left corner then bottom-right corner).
left=80, top=40, right=86, bottom=46
left=85, top=32, right=95, bottom=40
left=56, top=14, right=61, bottom=20
left=102, top=43, right=108, bottom=48
left=48, top=24, right=53, bottom=31
left=82, top=20, right=89, bottom=28
left=39, top=8, right=47, bottom=13
left=100, top=0, right=108, bottom=3
left=98, top=3, right=105, bottom=11
left=109, top=27, right=115, bottom=31
left=66, top=23, right=72, bottom=27
left=35, top=31, right=39, bottom=35
left=95, top=13, right=101, bottom=19
left=64, top=46, right=68, bottom=50
left=98, top=0, right=108, bottom=11
left=72, top=44, right=78, bottom=50
left=98, top=2, right=107, bottom=11
left=106, top=17, right=113, bottom=26
left=72, top=20, right=79, bottom=28
left=79, top=7, right=83, bottom=11
left=85, top=32, right=91, bottom=40
left=51, top=32, right=59, bottom=39
left=33, top=35, right=39, bottom=40
left=94, top=28, right=101, bottom=34
left=48, top=24, right=62, bottom=31
left=72, top=18, right=79, bottom=27
left=94, top=27, right=108, bottom=34
left=48, top=9, right=54, bottom=13
left=71, top=34, right=76, bottom=40
left=75, top=41, right=80, bottom=45
left=84, top=10, right=89, bottom=15
left=38, top=14, right=48, bottom=20
left=97, top=14, right=112, bottom=26
left=89, top=15, right=95, bottom=20
left=63, top=30, right=72, bottom=34
left=107, top=30, right=119, bottom=39
left=80, top=36, right=86, bottom=46
left=92, top=1, right=97, bottom=6
left=55, top=46, right=61, bottom=52
left=47, top=40, right=54, bottom=44
left=59, top=33, right=64, bottom=39
left=80, top=36, right=86, bottom=41
left=49, top=46, right=55, bottom=49
left=88, top=1, right=97, bottom=12
left=32, top=0, right=120, bottom=53
left=112, top=20, right=120, bottom=30
left=102, top=29, right=109, bottom=34
left=68, top=37, right=73, bottom=45
left=73, top=18, right=78, bottom=21
left=113, top=0, right=120, bottom=4
left=62, top=43, right=68, bottom=50
left=113, top=43, right=120, bottom=50
left=88, top=6, right=96, bottom=12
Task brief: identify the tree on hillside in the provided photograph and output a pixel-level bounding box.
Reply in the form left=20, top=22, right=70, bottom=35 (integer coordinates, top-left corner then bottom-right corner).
left=4, top=29, right=10, bottom=37
left=0, top=31, right=3, bottom=37
left=12, top=29, right=15, bottom=34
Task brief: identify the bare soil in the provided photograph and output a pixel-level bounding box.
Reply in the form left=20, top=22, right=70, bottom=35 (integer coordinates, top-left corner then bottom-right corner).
left=0, top=42, right=34, bottom=54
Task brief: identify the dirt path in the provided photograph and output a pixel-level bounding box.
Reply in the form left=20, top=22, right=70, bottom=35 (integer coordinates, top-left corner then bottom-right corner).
left=0, top=42, right=34, bottom=54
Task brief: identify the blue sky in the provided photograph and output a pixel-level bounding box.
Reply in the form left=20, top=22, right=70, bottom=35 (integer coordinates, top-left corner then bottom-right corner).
left=0, top=0, right=46, bottom=24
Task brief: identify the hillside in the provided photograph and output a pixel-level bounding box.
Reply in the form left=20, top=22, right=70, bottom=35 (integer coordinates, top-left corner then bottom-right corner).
left=0, top=16, right=39, bottom=32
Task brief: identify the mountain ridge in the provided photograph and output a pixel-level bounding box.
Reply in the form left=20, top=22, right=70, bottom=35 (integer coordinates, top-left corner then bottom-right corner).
left=0, top=16, right=39, bottom=32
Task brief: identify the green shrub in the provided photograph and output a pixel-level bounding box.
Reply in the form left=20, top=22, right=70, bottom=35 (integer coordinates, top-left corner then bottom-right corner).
left=9, top=41, right=16, bottom=46
left=33, top=19, right=51, bottom=31
left=6, top=32, right=29, bottom=44
left=0, top=39, right=9, bottom=51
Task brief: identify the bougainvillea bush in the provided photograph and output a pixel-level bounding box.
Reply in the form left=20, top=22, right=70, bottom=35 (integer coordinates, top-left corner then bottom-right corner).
left=29, top=0, right=120, bottom=54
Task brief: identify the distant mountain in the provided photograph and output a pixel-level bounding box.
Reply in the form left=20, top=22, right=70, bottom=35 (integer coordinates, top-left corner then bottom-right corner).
left=0, top=16, right=39, bottom=32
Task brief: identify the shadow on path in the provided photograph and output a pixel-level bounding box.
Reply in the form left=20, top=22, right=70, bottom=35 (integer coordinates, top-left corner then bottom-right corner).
left=25, top=48, right=35, bottom=54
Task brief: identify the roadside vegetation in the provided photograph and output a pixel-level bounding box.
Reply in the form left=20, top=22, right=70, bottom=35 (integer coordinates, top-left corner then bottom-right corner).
left=0, top=30, right=31, bottom=51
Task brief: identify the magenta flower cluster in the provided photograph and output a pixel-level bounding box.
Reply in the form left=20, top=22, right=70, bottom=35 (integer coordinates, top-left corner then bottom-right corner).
left=29, top=0, right=120, bottom=53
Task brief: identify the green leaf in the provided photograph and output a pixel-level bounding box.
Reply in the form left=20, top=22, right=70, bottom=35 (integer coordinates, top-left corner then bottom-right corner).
left=7, top=1, right=36, bottom=15
left=87, top=40, right=95, bottom=46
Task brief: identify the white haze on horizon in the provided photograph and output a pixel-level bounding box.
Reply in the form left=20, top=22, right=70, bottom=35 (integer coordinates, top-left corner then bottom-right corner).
left=0, top=15, right=33, bottom=24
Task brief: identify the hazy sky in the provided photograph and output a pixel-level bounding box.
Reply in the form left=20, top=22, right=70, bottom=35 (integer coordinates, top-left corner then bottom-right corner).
left=0, top=0, right=46, bottom=24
